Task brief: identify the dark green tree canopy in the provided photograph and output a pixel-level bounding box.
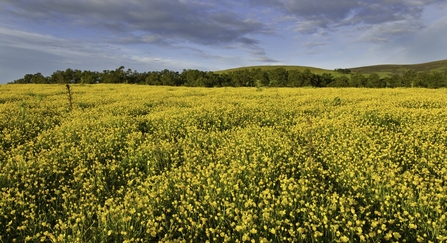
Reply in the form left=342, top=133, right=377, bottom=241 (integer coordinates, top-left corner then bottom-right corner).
left=10, top=66, right=447, bottom=89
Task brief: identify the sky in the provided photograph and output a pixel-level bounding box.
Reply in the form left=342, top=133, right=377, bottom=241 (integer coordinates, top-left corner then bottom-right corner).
left=1, top=0, right=447, bottom=83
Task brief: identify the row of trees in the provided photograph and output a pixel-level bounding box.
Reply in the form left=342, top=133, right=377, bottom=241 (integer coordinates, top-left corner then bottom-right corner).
left=10, top=66, right=447, bottom=88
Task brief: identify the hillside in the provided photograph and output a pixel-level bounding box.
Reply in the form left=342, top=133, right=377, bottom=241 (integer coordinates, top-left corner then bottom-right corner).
left=349, top=59, right=447, bottom=75
left=215, top=65, right=334, bottom=75
left=215, top=59, right=447, bottom=77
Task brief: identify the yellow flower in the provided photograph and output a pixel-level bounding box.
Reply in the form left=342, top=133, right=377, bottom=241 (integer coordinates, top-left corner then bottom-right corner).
left=242, top=233, right=250, bottom=242
left=340, top=235, right=349, bottom=242
left=393, top=232, right=401, bottom=240
left=384, top=232, right=392, bottom=241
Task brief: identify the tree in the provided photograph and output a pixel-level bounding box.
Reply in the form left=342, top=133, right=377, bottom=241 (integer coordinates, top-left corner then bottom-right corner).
left=229, top=70, right=251, bottom=87
left=327, top=76, right=349, bottom=87
left=145, top=71, right=161, bottom=85
left=386, top=74, right=400, bottom=88
left=49, top=70, right=66, bottom=84
left=11, top=74, right=33, bottom=84
left=117, top=66, right=126, bottom=83
left=426, top=71, right=443, bottom=88
left=334, top=68, right=351, bottom=74
left=401, top=70, right=417, bottom=87
left=442, top=71, right=447, bottom=88
left=80, top=70, right=100, bottom=84
left=101, top=67, right=125, bottom=83
left=286, top=70, right=301, bottom=87
left=366, top=73, right=384, bottom=88
left=301, top=69, right=315, bottom=87
left=64, top=68, right=75, bottom=83
left=159, top=69, right=182, bottom=86
left=133, top=71, right=148, bottom=84
left=32, top=73, right=48, bottom=84
left=204, top=72, right=220, bottom=87
left=218, top=74, right=232, bottom=87
left=350, top=72, right=367, bottom=87
left=250, top=68, right=269, bottom=87
left=320, top=73, right=334, bottom=87
left=182, top=69, right=206, bottom=87
left=268, top=68, right=288, bottom=87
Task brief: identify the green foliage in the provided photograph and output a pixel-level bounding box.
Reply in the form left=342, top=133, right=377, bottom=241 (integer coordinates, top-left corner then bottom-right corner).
left=327, top=76, right=349, bottom=87
left=350, top=72, right=367, bottom=87
left=268, top=68, right=288, bottom=87
left=8, top=59, right=447, bottom=88
left=334, top=68, right=351, bottom=74
left=349, top=59, right=447, bottom=76
left=330, top=97, right=342, bottom=106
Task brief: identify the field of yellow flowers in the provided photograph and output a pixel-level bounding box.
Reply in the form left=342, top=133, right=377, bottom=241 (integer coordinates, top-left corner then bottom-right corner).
left=1, top=84, right=447, bottom=242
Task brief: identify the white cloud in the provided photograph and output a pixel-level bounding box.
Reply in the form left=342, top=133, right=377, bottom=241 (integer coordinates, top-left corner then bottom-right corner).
left=0, top=27, right=108, bottom=58
left=400, top=15, right=447, bottom=63
left=303, top=42, right=328, bottom=48
left=356, top=19, right=423, bottom=44
left=0, top=0, right=446, bottom=83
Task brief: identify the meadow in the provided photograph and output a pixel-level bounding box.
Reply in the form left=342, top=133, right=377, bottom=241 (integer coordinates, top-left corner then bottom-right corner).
left=1, top=84, right=447, bottom=242
left=216, top=59, right=447, bottom=79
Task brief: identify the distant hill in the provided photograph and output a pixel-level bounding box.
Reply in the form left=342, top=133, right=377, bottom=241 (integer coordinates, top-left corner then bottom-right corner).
left=214, top=65, right=332, bottom=74
left=214, top=65, right=349, bottom=78
left=215, top=59, right=447, bottom=78
left=349, top=59, right=447, bottom=76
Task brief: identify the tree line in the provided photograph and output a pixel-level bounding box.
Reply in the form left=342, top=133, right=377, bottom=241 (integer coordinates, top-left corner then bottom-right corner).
left=10, top=66, right=447, bottom=88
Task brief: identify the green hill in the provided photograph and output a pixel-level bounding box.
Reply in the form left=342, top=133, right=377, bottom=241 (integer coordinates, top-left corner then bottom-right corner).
left=215, top=59, right=447, bottom=78
left=349, top=59, right=447, bottom=76
left=215, top=65, right=334, bottom=74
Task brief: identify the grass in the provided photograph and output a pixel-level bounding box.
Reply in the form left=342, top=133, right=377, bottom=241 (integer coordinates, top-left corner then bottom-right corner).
left=350, top=59, right=447, bottom=74
left=215, top=59, right=447, bottom=78
left=214, top=65, right=333, bottom=74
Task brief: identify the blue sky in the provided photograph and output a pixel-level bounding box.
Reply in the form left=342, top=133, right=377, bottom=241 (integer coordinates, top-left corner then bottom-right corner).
left=1, top=0, right=447, bottom=83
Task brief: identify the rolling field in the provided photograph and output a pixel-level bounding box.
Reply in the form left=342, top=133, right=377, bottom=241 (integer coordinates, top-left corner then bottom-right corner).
left=216, top=59, right=447, bottom=79
left=1, top=84, right=447, bottom=242
left=214, top=65, right=335, bottom=75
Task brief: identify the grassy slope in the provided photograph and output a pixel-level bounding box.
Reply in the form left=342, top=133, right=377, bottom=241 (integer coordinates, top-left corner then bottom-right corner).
left=215, top=59, right=447, bottom=78
left=214, top=65, right=350, bottom=79
left=349, top=59, right=447, bottom=78
left=214, top=65, right=331, bottom=74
